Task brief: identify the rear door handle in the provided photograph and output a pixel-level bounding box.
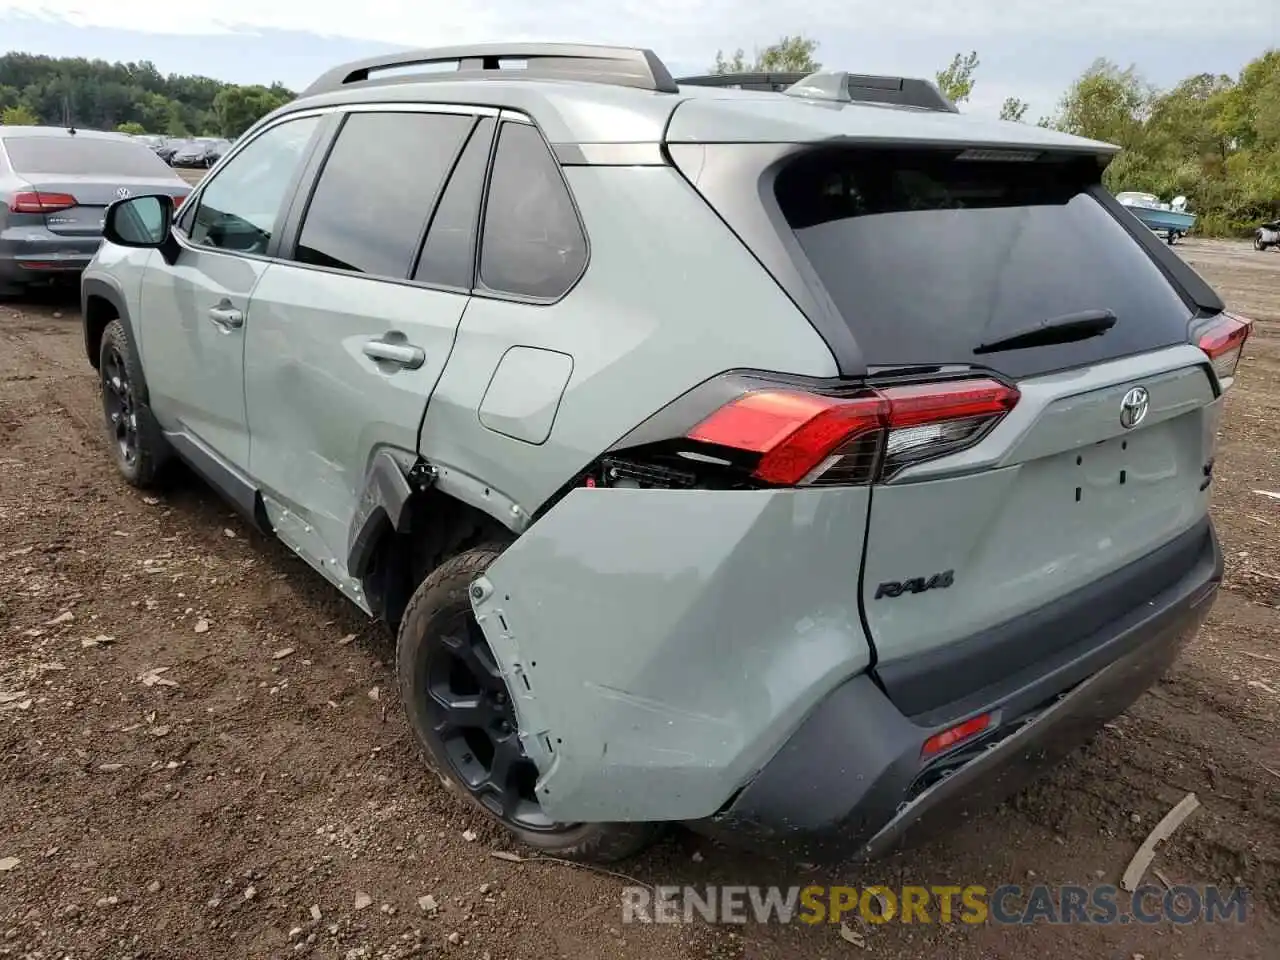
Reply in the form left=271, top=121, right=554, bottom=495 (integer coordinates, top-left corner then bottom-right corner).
left=362, top=337, right=425, bottom=370
left=207, top=305, right=244, bottom=330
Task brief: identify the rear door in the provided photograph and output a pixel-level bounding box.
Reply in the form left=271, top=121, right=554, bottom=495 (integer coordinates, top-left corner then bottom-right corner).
left=766, top=146, right=1227, bottom=714
left=1, top=135, right=189, bottom=238
left=244, top=106, right=493, bottom=581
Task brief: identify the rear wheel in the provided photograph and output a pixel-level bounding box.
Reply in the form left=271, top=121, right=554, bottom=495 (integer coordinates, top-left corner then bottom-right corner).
left=99, top=320, right=168, bottom=488
left=396, top=543, right=660, bottom=863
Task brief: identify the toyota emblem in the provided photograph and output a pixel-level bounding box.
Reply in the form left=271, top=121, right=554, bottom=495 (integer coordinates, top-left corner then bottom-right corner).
left=1119, top=386, right=1150, bottom=429
left=115, top=187, right=131, bottom=200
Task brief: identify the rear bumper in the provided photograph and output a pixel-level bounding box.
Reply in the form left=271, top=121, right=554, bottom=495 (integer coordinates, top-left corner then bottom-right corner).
left=0, top=232, right=100, bottom=282
left=694, top=518, right=1221, bottom=861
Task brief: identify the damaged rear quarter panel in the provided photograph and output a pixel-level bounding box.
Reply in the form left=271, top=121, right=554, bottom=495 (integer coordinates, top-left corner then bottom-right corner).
left=469, top=485, right=874, bottom=823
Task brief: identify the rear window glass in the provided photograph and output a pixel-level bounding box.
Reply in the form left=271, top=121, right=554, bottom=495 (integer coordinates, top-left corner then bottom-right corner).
left=3, top=136, right=172, bottom=177
left=775, top=150, right=1194, bottom=379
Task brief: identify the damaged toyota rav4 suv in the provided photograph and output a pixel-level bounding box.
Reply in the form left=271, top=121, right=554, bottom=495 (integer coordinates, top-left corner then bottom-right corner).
left=81, top=44, right=1246, bottom=863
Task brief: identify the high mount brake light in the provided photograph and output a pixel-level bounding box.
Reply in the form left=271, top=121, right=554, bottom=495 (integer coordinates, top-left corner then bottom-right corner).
left=1198, top=313, right=1251, bottom=385
left=686, top=378, right=1019, bottom=486
left=10, top=191, right=79, bottom=214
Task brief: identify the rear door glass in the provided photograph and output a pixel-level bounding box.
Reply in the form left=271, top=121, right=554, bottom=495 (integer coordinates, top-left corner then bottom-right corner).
left=3, top=136, right=173, bottom=176
left=292, top=111, right=473, bottom=279
left=775, top=150, right=1194, bottom=379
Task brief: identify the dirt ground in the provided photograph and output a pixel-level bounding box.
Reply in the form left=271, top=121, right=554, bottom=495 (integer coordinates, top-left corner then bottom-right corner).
left=1, top=238, right=1278, bottom=960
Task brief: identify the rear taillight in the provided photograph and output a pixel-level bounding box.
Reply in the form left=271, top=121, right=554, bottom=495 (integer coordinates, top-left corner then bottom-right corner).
left=1198, top=313, right=1251, bottom=385
left=9, top=191, right=78, bottom=214
left=686, top=378, right=1019, bottom=486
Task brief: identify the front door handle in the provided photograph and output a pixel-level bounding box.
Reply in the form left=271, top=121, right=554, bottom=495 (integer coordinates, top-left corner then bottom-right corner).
left=362, top=337, right=425, bottom=370
left=208, top=305, right=244, bottom=330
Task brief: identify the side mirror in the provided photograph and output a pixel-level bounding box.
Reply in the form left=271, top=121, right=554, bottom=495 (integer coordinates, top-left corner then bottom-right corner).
left=103, top=194, right=174, bottom=248
left=103, top=194, right=182, bottom=264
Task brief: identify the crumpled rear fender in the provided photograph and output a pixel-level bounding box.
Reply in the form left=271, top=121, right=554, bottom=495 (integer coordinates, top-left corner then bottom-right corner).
left=469, top=485, right=874, bottom=823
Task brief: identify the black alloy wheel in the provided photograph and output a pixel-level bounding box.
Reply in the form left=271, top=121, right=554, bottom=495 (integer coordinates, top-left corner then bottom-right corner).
left=101, top=342, right=138, bottom=469
left=418, top=609, right=556, bottom=831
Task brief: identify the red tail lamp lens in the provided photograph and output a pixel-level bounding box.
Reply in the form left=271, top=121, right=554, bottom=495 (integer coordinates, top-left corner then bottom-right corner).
left=686, top=378, right=1018, bottom=486
left=1197, top=313, right=1251, bottom=383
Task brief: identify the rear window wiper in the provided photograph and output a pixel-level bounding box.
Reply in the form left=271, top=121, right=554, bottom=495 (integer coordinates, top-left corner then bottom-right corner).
left=974, top=309, right=1117, bottom=355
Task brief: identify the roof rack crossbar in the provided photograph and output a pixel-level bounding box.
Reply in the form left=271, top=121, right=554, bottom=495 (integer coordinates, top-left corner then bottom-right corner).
left=302, top=43, right=679, bottom=97
left=677, top=70, right=959, bottom=113
left=675, top=72, right=809, bottom=92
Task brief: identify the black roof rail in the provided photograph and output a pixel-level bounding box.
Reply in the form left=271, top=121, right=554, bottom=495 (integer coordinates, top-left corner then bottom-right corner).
left=676, top=72, right=809, bottom=92
left=301, top=43, right=679, bottom=98
left=784, top=71, right=958, bottom=113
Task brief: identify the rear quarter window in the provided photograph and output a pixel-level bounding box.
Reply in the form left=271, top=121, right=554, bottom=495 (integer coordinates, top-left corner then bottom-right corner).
left=775, top=149, right=1194, bottom=379
left=2, top=137, right=174, bottom=177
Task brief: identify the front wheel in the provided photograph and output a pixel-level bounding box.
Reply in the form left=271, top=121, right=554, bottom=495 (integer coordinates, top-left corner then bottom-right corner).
left=396, top=543, right=660, bottom=863
left=99, top=319, right=168, bottom=488
left=1256, top=234, right=1269, bottom=251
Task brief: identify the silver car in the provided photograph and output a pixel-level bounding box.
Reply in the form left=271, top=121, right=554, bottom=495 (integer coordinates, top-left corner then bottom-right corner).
left=80, top=44, right=1246, bottom=864
left=0, top=126, right=190, bottom=296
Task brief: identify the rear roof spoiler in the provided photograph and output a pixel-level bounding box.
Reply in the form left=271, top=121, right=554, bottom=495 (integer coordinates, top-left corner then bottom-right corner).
left=302, top=43, right=680, bottom=97
left=678, top=70, right=959, bottom=113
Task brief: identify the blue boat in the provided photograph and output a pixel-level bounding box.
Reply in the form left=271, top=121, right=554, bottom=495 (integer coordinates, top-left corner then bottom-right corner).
left=1116, top=191, right=1196, bottom=244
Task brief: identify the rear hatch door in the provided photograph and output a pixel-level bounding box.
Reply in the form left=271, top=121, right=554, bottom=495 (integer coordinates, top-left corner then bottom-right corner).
left=667, top=111, right=1229, bottom=718
left=772, top=145, right=1222, bottom=715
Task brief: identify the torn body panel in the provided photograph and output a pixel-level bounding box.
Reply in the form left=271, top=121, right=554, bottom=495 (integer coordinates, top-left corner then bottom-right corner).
left=468, top=485, right=874, bottom=823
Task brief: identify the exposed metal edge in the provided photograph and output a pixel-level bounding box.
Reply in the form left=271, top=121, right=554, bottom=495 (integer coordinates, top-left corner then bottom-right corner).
left=553, top=142, right=667, bottom=166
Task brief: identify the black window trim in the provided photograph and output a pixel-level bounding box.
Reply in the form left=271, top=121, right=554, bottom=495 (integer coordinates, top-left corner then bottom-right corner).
left=471, top=110, right=592, bottom=306
left=407, top=115, right=499, bottom=294
left=173, top=108, right=336, bottom=263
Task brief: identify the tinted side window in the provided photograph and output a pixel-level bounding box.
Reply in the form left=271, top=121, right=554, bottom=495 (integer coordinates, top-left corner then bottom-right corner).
left=188, top=115, right=320, bottom=254
left=478, top=122, right=587, bottom=299
left=294, top=111, right=473, bottom=278
left=414, top=117, right=495, bottom=289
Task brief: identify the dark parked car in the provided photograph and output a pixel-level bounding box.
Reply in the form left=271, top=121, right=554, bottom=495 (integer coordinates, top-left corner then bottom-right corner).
left=0, top=126, right=190, bottom=296
left=132, top=134, right=169, bottom=155
left=170, top=137, right=232, bottom=168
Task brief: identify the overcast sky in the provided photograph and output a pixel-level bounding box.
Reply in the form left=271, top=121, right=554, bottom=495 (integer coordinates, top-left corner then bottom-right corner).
left=2, top=0, right=1278, bottom=118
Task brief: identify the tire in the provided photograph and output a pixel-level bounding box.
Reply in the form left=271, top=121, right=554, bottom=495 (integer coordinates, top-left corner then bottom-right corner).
left=98, top=319, right=169, bottom=488
left=397, top=543, right=660, bottom=863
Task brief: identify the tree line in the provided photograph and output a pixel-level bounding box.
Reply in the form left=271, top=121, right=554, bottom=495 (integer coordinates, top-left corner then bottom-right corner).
left=712, top=37, right=1280, bottom=236
left=0, top=52, right=293, bottom=138
left=1, top=43, right=1276, bottom=235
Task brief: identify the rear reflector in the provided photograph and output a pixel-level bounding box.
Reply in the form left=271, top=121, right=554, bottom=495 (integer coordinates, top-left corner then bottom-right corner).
left=10, top=191, right=78, bottom=214
left=1197, top=313, right=1251, bottom=384
left=687, top=378, right=1018, bottom=486
left=921, top=712, right=992, bottom=758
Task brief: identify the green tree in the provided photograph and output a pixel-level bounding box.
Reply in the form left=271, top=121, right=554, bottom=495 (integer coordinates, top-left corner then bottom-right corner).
left=0, top=52, right=295, bottom=135
left=116, top=120, right=146, bottom=135
left=212, top=83, right=292, bottom=137
left=0, top=104, right=39, bottom=125
left=1046, top=59, right=1152, bottom=146
left=999, top=97, right=1030, bottom=122
left=711, top=35, right=821, bottom=74
left=936, top=51, right=980, bottom=104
